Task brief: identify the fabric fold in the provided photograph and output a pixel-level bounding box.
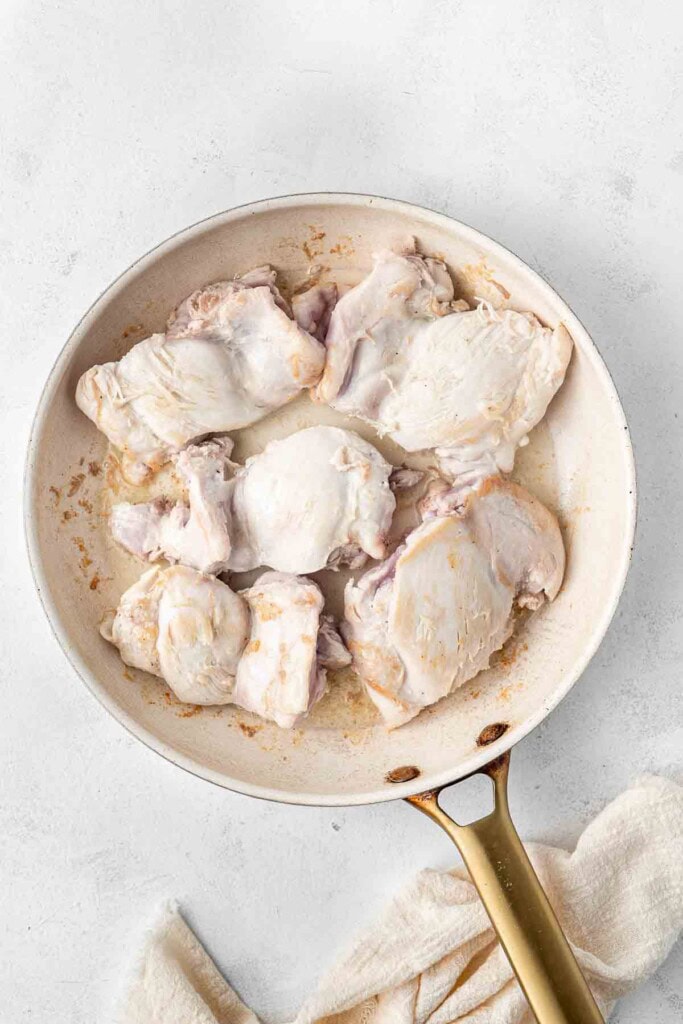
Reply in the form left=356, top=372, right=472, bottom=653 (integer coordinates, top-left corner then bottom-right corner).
left=117, top=776, right=683, bottom=1024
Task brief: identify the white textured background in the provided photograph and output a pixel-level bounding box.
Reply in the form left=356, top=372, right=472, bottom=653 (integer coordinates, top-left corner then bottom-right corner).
left=2, top=1, right=682, bottom=1020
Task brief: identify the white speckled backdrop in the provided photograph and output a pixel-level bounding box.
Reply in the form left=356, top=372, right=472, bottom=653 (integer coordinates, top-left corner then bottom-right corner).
left=2, top=1, right=682, bottom=1021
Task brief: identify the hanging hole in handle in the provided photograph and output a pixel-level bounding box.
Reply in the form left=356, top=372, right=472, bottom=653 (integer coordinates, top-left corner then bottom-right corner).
left=439, top=772, right=496, bottom=825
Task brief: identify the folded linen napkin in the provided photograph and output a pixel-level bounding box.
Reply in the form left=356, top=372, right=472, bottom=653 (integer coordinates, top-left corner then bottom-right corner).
left=118, top=776, right=683, bottom=1024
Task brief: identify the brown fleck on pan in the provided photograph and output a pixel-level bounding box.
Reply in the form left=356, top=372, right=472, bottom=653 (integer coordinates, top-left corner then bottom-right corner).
left=25, top=194, right=636, bottom=1023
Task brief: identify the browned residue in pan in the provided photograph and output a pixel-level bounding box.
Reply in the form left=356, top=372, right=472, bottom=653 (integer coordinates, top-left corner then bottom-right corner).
left=292, top=265, right=329, bottom=296
left=329, top=236, right=355, bottom=257
left=49, top=485, right=61, bottom=505
left=342, top=684, right=366, bottom=709
left=491, top=638, right=528, bottom=670
left=476, top=722, right=509, bottom=747
left=89, top=574, right=105, bottom=591
left=72, top=535, right=92, bottom=573
left=238, top=721, right=262, bottom=738
left=497, top=682, right=525, bottom=703
left=176, top=705, right=203, bottom=719
left=302, top=226, right=327, bottom=262
left=386, top=765, right=421, bottom=784
left=67, top=473, right=86, bottom=497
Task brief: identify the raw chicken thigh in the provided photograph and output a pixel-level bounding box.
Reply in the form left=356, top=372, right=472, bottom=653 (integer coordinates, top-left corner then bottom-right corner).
left=76, top=267, right=325, bottom=482
left=316, top=246, right=572, bottom=484
left=343, top=477, right=565, bottom=728
left=234, top=572, right=344, bottom=728
left=100, top=564, right=249, bottom=705
left=111, top=426, right=396, bottom=575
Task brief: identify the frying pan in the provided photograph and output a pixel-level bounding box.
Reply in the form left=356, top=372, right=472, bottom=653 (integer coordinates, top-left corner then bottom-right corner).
left=25, top=194, right=636, bottom=1023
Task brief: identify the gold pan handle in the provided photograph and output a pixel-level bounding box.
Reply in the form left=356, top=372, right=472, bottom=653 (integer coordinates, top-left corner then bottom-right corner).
left=407, top=752, right=603, bottom=1024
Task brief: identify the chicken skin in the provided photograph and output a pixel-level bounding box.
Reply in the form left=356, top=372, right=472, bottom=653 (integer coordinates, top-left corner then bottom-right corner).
left=315, top=246, right=572, bottom=485
left=76, top=267, right=326, bottom=482
left=343, top=477, right=565, bottom=728
left=110, top=426, right=396, bottom=575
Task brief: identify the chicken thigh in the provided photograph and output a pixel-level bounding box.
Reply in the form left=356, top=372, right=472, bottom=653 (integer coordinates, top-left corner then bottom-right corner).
left=110, top=438, right=236, bottom=575
left=110, top=426, right=396, bottom=575
left=343, top=477, right=565, bottom=728
left=76, top=267, right=326, bottom=482
left=229, top=426, right=395, bottom=573
left=100, top=564, right=249, bottom=705
left=316, top=246, right=572, bottom=485
left=102, top=565, right=347, bottom=726
left=314, top=244, right=455, bottom=405
left=233, top=572, right=346, bottom=728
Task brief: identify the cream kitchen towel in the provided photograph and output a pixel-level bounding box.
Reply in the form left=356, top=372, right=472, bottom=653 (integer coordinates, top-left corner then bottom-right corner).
left=118, top=776, right=683, bottom=1024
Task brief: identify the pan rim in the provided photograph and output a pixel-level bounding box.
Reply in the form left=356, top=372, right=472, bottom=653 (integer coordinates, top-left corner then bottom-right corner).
left=24, top=191, right=637, bottom=807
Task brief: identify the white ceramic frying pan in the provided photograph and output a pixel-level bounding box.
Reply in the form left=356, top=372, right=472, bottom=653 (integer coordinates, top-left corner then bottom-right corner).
left=25, top=195, right=636, bottom=1023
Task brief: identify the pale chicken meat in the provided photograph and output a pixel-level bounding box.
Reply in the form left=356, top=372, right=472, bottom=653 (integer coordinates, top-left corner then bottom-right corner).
left=233, top=572, right=347, bottom=728
left=110, top=426, right=396, bottom=575
left=110, top=438, right=236, bottom=575
left=101, top=564, right=347, bottom=726
left=343, top=477, right=565, bottom=728
left=314, top=244, right=455, bottom=406
left=76, top=267, right=325, bottom=482
left=165, top=265, right=291, bottom=333
left=291, top=282, right=338, bottom=342
left=316, top=246, right=572, bottom=485
left=316, top=614, right=353, bottom=669
left=100, top=564, right=249, bottom=705
left=229, top=426, right=395, bottom=573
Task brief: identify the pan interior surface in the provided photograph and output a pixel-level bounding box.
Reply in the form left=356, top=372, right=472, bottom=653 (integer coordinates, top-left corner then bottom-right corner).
left=26, top=195, right=635, bottom=805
